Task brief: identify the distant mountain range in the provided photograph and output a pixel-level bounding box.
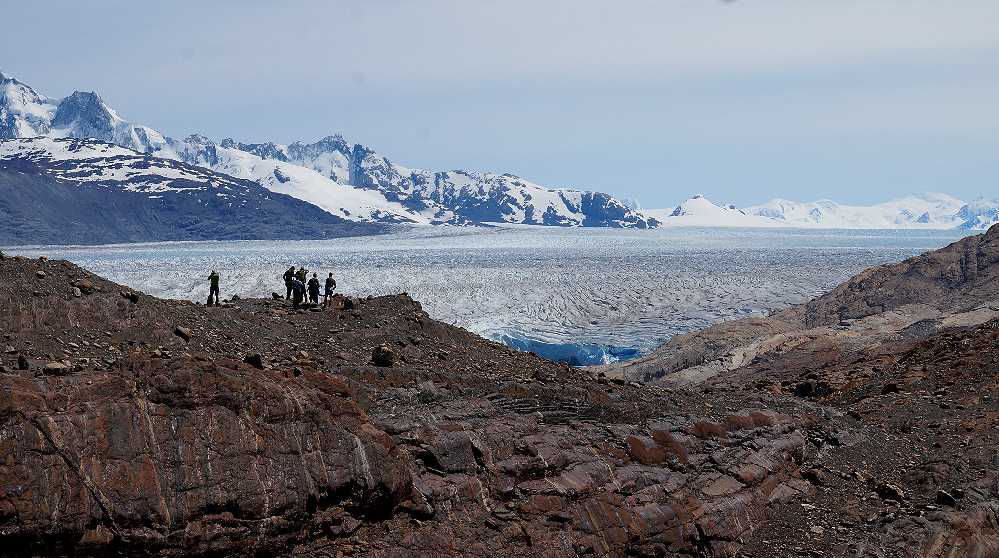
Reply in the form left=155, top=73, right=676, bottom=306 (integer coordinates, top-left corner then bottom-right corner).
left=0, top=137, right=380, bottom=245
left=645, top=193, right=999, bottom=230
left=2, top=69, right=996, bottom=241
left=0, top=71, right=654, bottom=232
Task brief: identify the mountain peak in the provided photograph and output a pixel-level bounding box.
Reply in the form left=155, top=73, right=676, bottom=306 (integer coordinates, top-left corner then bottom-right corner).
left=51, top=90, right=119, bottom=129
left=183, top=133, right=215, bottom=145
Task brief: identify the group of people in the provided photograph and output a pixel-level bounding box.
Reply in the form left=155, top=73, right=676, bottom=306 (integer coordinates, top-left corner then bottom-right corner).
left=283, top=266, right=337, bottom=308
left=204, top=266, right=337, bottom=309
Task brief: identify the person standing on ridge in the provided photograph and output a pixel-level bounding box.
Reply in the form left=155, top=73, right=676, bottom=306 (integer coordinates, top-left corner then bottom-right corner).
left=283, top=266, right=296, bottom=299
left=323, top=272, right=337, bottom=307
left=296, top=266, right=308, bottom=287
left=307, top=273, right=321, bottom=305
left=290, top=277, right=306, bottom=309
left=207, top=270, right=220, bottom=306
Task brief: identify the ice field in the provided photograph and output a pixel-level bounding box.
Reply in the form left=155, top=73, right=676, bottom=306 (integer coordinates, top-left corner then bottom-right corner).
left=7, top=226, right=970, bottom=365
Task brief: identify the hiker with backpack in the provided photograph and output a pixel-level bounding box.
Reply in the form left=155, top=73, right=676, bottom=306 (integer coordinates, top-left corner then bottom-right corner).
left=290, top=276, right=306, bottom=309
left=307, top=273, right=321, bottom=304
left=283, top=266, right=296, bottom=299
left=207, top=270, right=220, bottom=306
left=323, top=272, right=337, bottom=307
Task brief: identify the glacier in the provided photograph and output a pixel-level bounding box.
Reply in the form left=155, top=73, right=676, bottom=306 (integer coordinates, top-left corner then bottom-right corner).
left=4, top=226, right=972, bottom=364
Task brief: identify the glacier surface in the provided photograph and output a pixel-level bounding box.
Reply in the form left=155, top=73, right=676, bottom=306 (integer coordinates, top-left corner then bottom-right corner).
left=5, top=226, right=972, bottom=364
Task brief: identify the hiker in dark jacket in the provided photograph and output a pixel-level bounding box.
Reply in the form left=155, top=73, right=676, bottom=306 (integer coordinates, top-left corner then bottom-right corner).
left=295, top=266, right=308, bottom=286
left=207, top=270, right=220, bottom=306
left=307, top=273, right=321, bottom=305
left=290, top=278, right=306, bottom=309
left=323, top=272, right=337, bottom=307
left=283, top=266, right=296, bottom=299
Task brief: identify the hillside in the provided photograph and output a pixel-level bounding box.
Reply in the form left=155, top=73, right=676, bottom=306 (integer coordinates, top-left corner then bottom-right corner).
left=0, top=137, right=383, bottom=245
left=2, top=229, right=998, bottom=555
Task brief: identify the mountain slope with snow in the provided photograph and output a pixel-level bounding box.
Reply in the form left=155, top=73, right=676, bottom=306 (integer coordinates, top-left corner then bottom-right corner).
left=744, top=193, right=968, bottom=229
left=646, top=193, right=999, bottom=230
left=0, top=137, right=382, bottom=245
left=0, top=71, right=654, bottom=229
left=644, top=195, right=785, bottom=228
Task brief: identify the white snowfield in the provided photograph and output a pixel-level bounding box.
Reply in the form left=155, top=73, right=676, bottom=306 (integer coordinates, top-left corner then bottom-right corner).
left=0, top=137, right=245, bottom=196
left=644, top=195, right=786, bottom=228
left=169, top=137, right=420, bottom=223
left=646, top=193, right=999, bottom=231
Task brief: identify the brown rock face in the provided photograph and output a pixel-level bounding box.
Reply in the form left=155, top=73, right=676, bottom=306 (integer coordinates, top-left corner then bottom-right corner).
left=3, top=354, right=412, bottom=555
left=2, top=225, right=998, bottom=557
left=604, top=224, right=999, bottom=384
left=0, top=256, right=829, bottom=556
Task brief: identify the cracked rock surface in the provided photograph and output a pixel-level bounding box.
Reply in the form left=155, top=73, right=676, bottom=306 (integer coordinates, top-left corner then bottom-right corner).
left=2, top=223, right=998, bottom=557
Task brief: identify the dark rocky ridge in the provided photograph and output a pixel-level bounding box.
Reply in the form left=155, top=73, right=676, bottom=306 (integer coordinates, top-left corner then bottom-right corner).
left=603, top=224, right=999, bottom=384
left=2, top=226, right=998, bottom=556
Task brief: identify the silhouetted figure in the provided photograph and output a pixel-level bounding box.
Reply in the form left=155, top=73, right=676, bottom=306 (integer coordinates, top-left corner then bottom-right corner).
left=295, top=266, right=308, bottom=287
left=307, top=273, right=321, bottom=305
left=323, top=272, right=337, bottom=307
left=207, top=270, right=220, bottom=306
left=290, top=278, right=306, bottom=309
left=283, top=266, right=296, bottom=299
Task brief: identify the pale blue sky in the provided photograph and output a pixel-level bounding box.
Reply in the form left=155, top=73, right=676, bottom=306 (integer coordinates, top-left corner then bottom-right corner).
left=3, top=0, right=998, bottom=207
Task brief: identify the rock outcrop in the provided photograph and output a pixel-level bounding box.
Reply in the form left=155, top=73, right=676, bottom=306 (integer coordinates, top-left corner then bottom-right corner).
left=0, top=257, right=833, bottom=556
left=3, top=225, right=999, bottom=556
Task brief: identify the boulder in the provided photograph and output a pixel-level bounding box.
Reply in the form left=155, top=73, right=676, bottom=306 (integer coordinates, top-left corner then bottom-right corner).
left=372, top=344, right=395, bottom=367
left=244, top=353, right=265, bottom=370
left=43, top=361, right=71, bottom=375
left=173, top=326, right=193, bottom=342
left=73, top=279, right=95, bottom=294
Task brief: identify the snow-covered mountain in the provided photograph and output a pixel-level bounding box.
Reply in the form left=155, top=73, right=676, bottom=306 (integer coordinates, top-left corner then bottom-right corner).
left=954, top=197, right=999, bottom=231
left=0, top=71, right=654, bottom=229
left=744, top=193, right=970, bottom=229
left=647, top=193, right=999, bottom=230
left=643, top=194, right=784, bottom=228
left=0, top=136, right=380, bottom=245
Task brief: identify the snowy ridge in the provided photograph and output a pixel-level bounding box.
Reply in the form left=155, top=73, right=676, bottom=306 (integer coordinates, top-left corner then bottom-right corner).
left=169, top=135, right=418, bottom=223
left=0, top=136, right=383, bottom=245
left=218, top=136, right=653, bottom=227
left=1, top=136, right=265, bottom=196
left=744, top=193, right=968, bottom=229
left=0, top=71, right=654, bottom=228
left=644, top=195, right=784, bottom=228
left=647, top=194, right=999, bottom=230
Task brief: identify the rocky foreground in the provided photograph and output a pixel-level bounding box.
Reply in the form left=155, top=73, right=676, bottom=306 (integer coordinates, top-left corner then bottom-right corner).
left=1, top=227, right=998, bottom=557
